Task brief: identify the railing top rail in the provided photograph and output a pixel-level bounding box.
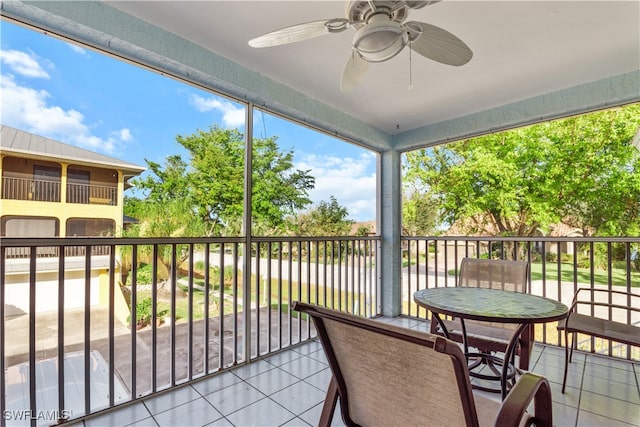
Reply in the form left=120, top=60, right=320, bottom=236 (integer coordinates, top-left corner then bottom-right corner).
left=401, top=235, right=640, bottom=243
left=252, top=235, right=380, bottom=243
left=67, top=182, right=117, bottom=188
left=0, top=236, right=245, bottom=247
left=0, top=235, right=381, bottom=247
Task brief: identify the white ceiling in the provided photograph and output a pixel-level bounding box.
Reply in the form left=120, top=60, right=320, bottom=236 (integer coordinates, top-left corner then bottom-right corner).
left=107, top=1, right=639, bottom=136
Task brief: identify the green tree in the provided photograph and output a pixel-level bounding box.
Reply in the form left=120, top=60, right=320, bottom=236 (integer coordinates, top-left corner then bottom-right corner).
left=122, top=197, right=209, bottom=295
left=129, top=126, right=315, bottom=236
left=294, top=195, right=354, bottom=236
left=403, top=104, right=640, bottom=237
left=402, top=190, right=439, bottom=236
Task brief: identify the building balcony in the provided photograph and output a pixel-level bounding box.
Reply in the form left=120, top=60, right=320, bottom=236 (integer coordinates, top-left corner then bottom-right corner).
left=1, top=177, right=117, bottom=206
left=1, top=236, right=638, bottom=426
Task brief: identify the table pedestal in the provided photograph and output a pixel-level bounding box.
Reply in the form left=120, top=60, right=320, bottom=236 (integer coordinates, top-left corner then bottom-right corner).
left=432, top=312, right=528, bottom=399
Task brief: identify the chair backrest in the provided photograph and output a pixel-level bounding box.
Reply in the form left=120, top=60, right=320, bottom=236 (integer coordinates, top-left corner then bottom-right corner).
left=293, top=302, right=481, bottom=427
left=458, top=257, right=529, bottom=293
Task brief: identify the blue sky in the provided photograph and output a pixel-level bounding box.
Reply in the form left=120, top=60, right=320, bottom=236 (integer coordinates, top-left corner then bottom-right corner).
left=0, top=20, right=376, bottom=221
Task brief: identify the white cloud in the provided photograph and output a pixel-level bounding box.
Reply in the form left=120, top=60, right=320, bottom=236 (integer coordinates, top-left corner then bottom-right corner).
left=67, top=43, right=88, bottom=56
left=296, top=152, right=377, bottom=221
left=189, top=94, right=245, bottom=128
left=1, top=72, right=131, bottom=154
left=0, top=49, right=50, bottom=79
left=118, top=128, right=133, bottom=142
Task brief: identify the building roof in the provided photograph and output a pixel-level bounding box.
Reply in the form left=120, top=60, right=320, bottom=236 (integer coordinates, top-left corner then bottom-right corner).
left=0, top=125, right=145, bottom=176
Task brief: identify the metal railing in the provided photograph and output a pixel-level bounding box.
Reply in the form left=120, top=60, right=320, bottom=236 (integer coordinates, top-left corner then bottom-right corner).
left=4, top=245, right=111, bottom=259
left=3, top=234, right=638, bottom=425
left=401, top=236, right=640, bottom=361
left=0, top=235, right=380, bottom=425
left=66, top=182, right=117, bottom=205
left=1, top=176, right=60, bottom=202
left=1, top=177, right=117, bottom=205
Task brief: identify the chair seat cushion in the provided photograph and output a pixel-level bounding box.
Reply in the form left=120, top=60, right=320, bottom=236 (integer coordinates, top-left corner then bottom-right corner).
left=438, top=318, right=524, bottom=347
left=558, top=313, right=640, bottom=346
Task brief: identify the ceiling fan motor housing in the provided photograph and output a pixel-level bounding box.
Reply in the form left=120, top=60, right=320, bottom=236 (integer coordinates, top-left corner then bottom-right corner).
left=348, top=1, right=420, bottom=62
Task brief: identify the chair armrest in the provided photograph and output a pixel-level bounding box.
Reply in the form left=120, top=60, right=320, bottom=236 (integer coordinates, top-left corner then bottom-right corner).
left=568, top=288, right=640, bottom=315
left=494, top=373, right=552, bottom=427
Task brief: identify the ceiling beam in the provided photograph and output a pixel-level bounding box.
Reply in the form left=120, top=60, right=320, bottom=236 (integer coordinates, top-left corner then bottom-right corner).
left=393, top=71, right=640, bottom=152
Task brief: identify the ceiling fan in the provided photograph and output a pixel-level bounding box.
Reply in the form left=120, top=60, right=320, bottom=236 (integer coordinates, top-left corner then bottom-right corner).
left=248, top=1, right=473, bottom=92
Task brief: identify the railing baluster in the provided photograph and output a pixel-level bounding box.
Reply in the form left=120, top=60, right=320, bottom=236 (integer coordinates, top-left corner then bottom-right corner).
left=255, top=242, right=261, bottom=358
left=297, top=240, right=302, bottom=343
left=29, top=247, right=37, bottom=427
left=337, top=240, right=342, bottom=311
left=277, top=242, right=283, bottom=349
left=130, top=244, right=138, bottom=397
left=287, top=241, right=293, bottom=346
left=84, top=245, right=91, bottom=416
left=0, top=245, right=5, bottom=427
left=188, top=244, right=194, bottom=380
left=204, top=243, right=210, bottom=374
left=151, top=244, right=158, bottom=392
left=108, top=245, right=116, bottom=407
left=170, top=244, right=177, bottom=386
left=232, top=242, right=238, bottom=364
left=218, top=243, right=224, bottom=369
left=57, top=245, right=65, bottom=422
left=267, top=242, right=273, bottom=353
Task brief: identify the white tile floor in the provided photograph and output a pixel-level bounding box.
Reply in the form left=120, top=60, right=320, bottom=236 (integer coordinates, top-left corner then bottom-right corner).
left=73, top=316, right=640, bottom=427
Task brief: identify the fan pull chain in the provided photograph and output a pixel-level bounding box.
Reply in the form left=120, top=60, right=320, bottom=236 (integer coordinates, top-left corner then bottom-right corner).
left=408, top=37, right=413, bottom=90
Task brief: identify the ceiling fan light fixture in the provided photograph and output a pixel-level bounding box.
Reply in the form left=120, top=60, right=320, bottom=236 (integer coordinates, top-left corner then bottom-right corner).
left=352, top=14, right=408, bottom=62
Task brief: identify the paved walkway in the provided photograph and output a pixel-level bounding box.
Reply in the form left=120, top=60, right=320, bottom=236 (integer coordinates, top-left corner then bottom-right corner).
left=5, top=306, right=304, bottom=398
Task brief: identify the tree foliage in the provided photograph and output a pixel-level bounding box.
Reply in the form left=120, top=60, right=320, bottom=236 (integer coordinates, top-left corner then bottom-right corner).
left=293, top=195, right=354, bottom=236
left=403, top=104, right=640, bottom=237
left=128, top=126, right=315, bottom=236
left=402, top=190, right=439, bottom=236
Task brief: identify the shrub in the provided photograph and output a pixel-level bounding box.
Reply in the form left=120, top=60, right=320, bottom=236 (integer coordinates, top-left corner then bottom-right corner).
left=126, top=263, right=154, bottom=286
left=127, top=297, right=168, bottom=327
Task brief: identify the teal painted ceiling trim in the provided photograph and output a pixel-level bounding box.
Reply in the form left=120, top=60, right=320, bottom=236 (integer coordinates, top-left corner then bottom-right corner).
left=393, top=70, right=640, bottom=152
left=2, top=1, right=392, bottom=152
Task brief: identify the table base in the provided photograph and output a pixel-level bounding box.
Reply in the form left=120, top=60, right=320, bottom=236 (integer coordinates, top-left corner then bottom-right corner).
left=467, top=352, right=517, bottom=394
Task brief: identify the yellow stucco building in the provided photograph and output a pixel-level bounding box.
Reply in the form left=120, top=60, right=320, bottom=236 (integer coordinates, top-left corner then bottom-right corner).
left=1, top=125, right=145, bottom=318
left=1, top=125, right=145, bottom=238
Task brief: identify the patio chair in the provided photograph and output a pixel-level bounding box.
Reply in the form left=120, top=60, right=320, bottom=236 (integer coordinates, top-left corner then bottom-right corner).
left=557, top=288, right=640, bottom=393
left=293, top=301, right=553, bottom=427
left=429, top=257, right=534, bottom=371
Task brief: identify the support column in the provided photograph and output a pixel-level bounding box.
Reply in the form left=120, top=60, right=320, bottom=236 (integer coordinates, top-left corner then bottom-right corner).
left=379, top=149, right=402, bottom=317
left=59, top=163, right=68, bottom=236
left=242, top=103, right=253, bottom=362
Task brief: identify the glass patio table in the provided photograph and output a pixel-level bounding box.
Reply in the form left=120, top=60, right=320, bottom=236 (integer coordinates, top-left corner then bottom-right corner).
left=413, top=287, right=568, bottom=398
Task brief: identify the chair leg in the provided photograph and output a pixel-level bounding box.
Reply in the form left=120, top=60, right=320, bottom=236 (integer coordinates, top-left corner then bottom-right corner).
left=562, top=329, right=572, bottom=394
left=568, top=331, right=576, bottom=363
left=319, top=376, right=339, bottom=427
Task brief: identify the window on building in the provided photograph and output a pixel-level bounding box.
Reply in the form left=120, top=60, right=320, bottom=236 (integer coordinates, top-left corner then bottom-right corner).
left=33, top=165, right=61, bottom=202
left=67, top=168, right=90, bottom=204
left=1, top=216, right=59, bottom=237
left=66, top=218, right=115, bottom=237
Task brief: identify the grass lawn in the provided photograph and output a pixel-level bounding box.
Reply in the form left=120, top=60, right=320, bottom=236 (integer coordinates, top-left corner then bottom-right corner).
left=446, top=262, right=639, bottom=288
left=131, top=274, right=371, bottom=325
left=529, top=262, right=639, bottom=287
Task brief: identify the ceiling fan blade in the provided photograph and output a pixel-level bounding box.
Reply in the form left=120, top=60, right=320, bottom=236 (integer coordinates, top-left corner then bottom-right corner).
left=405, top=21, right=473, bottom=66
left=341, top=52, right=369, bottom=92
left=405, top=1, right=441, bottom=10
left=248, top=19, right=346, bottom=48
